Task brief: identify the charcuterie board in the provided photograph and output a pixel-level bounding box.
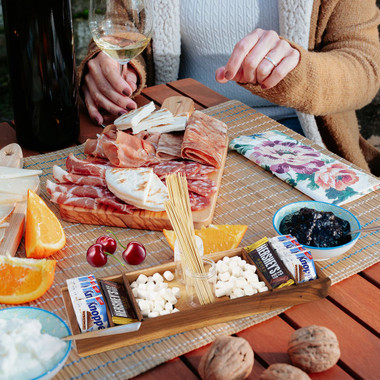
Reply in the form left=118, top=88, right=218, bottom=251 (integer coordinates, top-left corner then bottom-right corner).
left=58, top=96, right=228, bottom=230
left=61, top=247, right=331, bottom=357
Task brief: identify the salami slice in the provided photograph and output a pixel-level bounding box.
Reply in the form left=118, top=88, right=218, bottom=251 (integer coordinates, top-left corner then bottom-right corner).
left=189, top=192, right=210, bottom=211
left=181, top=111, right=227, bottom=168
left=152, top=161, right=186, bottom=178
left=183, top=161, right=201, bottom=176
left=66, top=153, right=109, bottom=178
left=187, top=178, right=217, bottom=198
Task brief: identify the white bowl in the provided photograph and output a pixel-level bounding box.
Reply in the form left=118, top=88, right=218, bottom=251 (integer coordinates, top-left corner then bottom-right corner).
left=272, top=201, right=361, bottom=261
left=0, top=306, right=71, bottom=380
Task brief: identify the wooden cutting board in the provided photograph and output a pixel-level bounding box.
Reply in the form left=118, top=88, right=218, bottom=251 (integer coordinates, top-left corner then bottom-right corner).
left=59, top=97, right=227, bottom=230
left=0, top=144, right=25, bottom=256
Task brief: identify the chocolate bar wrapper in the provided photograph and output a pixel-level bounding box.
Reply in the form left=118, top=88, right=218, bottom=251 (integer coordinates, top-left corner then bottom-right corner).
left=66, top=277, right=102, bottom=302
left=99, top=279, right=138, bottom=325
left=72, top=295, right=109, bottom=333
left=243, top=237, right=294, bottom=289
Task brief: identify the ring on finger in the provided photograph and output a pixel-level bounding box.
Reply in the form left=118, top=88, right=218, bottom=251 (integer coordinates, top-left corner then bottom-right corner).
left=264, top=56, right=278, bottom=67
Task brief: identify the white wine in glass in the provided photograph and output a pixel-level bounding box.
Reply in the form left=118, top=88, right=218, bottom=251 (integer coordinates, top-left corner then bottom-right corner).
left=89, top=0, right=153, bottom=70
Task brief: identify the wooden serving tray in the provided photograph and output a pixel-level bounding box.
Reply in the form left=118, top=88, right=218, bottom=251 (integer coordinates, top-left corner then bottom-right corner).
left=61, top=248, right=331, bottom=357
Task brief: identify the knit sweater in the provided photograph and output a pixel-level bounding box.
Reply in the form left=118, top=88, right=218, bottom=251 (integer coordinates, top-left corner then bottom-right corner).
left=78, top=0, right=380, bottom=176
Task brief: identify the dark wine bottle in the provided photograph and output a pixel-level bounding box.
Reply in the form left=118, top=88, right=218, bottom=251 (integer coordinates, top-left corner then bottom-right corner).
left=2, top=0, right=80, bottom=151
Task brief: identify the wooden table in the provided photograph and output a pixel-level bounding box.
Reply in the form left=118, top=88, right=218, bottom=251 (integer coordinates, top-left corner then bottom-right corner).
left=1, top=78, right=379, bottom=379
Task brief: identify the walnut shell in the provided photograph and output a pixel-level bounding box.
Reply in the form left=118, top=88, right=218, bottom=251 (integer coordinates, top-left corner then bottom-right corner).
left=198, top=335, right=254, bottom=380
left=288, top=325, right=340, bottom=373
left=260, top=363, right=311, bottom=380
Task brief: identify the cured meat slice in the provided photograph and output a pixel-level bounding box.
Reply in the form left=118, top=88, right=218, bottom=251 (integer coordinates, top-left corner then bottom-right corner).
left=198, top=164, right=217, bottom=175
left=96, top=197, right=136, bottom=214
left=152, top=161, right=186, bottom=178
left=181, top=111, right=227, bottom=168
left=187, top=178, right=217, bottom=198
left=66, top=153, right=109, bottom=178
left=53, top=166, right=107, bottom=187
left=156, top=133, right=183, bottom=160
left=50, top=192, right=98, bottom=210
left=183, top=161, right=201, bottom=176
left=46, top=180, right=111, bottom=199
left=188, top=192, right=210, bottom=211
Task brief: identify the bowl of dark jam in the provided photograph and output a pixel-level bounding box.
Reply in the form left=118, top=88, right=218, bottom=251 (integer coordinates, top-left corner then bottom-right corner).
left=273, top=201, right=361, bottom=260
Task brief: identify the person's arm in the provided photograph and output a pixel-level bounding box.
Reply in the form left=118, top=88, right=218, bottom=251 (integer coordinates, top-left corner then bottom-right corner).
left=240, top=0, right=380, bottom=115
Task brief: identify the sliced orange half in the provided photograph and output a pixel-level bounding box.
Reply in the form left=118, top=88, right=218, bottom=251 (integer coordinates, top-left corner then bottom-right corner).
left=0, top=256, right=56, bottom=304
left=163, top=224, right=248, bottom=255
left=25, top=189, right=66, bottom=258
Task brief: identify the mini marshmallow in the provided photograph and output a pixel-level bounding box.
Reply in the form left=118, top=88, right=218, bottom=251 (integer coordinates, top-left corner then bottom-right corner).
left=132, top=288, right=139, bottom=297
left=164, top=302, right=173, bottom=312
left=222, top=256, right=230, bottom=263
left=130, top=281, right=138, bottom=288
left=159, top=310, right=170, bottom=316
left=232, top=288, right=245, bottom=298
left=136, top=288, right=148, bottom=299
left=258, top=286, right=269, bottom=293
left=238, top=259, right=247, bottom=268
left=231, top=266, right=242, bottom=278
left=152, top=272, right=164, bottom=283
left=148, top=311, right=159, bottom=318
left=163, top=270, right=174, bottom=281
left=215, top=287, right=227, bottom=298
left=136, top=274, right=148, bottom=284
left=137, top=283, right=147, bottom=291
left=172, top=287, right=181, bottom=298
left=172, top=308, right=180, bottom=313
left=216, top=261, right=229, bottom=274
left=235, top=278, right=246, bottom=289
left=219, top=271, right=230, bottom=282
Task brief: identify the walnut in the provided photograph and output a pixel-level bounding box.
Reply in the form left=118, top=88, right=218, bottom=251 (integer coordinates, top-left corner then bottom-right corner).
left=260, top=363, right=310, bottom=380
left=198, top=335, right=254, bottom=380
left=288, top=325, right=340, bottom=373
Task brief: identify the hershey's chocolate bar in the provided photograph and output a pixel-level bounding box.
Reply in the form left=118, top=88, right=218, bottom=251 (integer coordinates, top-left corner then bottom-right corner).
left=99, top=279, right=138, bottom=325
left=243, top=237, right=294, bottom=289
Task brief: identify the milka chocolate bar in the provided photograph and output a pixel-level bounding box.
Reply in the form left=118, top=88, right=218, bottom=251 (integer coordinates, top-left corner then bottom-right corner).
left=99, top=279, right=138, bottom=325
left=243, top=237, right=294, bottom=289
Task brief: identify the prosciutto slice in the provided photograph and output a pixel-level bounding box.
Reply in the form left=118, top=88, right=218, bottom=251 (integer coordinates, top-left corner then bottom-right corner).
left=53, top=166, right=107, bottom=187
left=50, top=192, right=98, bottom=210
left=181, top=111, right=227, bottom=168
left=46, top=180, right=111, bottom=199
left=156, top=133, right=183, bottom=160
left=66, top=153, right=109, bottom=178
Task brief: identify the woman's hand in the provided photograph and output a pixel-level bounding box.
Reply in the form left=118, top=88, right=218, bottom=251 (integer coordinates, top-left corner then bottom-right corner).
left=215, top=29, right=300, bottom=89
left=82, top=52, right=138, bottom=125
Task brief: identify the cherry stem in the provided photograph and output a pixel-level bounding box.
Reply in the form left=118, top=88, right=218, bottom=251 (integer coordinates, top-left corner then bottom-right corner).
left=104, top=252, right=126, bottom=267
left=106, top=229, right=126, bottom=249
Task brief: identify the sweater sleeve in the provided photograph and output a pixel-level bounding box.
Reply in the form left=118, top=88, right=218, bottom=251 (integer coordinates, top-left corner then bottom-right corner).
left=240, top=0, right=380, bottom=116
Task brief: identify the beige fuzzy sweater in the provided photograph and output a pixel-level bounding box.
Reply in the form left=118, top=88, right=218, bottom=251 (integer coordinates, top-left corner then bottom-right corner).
left=78, top=0, right=380, bottom=176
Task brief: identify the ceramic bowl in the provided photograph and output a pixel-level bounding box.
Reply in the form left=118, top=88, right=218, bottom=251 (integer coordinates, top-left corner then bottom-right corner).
left=0, top=306, right=71, bottom=380
left=272, top=201, right=361, bottom=261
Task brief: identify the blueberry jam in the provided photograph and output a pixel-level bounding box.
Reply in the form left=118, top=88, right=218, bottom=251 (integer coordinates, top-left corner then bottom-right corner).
left=279, top=207, right=351, bottom=248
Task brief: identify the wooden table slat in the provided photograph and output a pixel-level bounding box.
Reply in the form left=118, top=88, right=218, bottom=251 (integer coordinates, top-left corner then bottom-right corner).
left=362, top=262, right=380, bottom=286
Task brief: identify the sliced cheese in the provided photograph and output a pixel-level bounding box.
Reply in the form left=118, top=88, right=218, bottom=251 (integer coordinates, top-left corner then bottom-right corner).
left=0, top=175, right=40, bottom=195
left=0, top=192, right=26, bottom=204
left=105, top=167, right=168, bottom=212
left=0, top=204, right=15, bottom=224
left=114, top=102, right=155, bottom=129
left=106, top=167, right=153, bottom=205
left=148, top=115, right=188, bottom=134
left=0, top=228, right=4, bottom=245
left=132, top=108, right=174, bottom=134
left=0, top=166, right=42, bottom=179
left=0, top=222, right=10, bottom=229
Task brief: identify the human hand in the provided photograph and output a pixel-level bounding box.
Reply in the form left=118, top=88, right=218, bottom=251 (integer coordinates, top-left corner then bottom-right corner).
left=215, top=29, right=300, bottom=89
left=82, top=52, right=138, bottom=125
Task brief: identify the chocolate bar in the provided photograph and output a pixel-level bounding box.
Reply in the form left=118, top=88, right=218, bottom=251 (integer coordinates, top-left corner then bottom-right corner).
left=243, top=237, right=294, bottom=289
left=99, top=280, right=138, bottom=325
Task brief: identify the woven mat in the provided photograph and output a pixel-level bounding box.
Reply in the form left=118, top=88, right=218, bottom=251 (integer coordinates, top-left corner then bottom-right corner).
left=5, top=101, right=380, bottom=379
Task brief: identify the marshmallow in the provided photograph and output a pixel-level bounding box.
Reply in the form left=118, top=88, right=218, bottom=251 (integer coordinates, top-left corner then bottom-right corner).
left=163, top=271, right=174, bottom=281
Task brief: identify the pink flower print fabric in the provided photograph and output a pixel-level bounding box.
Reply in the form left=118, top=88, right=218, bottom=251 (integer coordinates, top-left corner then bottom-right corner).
left=229, top=131, right=380, bottom=205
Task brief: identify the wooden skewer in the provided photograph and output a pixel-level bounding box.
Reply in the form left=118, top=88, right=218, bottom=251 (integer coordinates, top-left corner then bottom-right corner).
left=61, top=322, right=141, bottom=341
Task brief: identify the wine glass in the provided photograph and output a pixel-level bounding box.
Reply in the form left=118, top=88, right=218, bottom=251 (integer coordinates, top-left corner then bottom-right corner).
left=89, top=0, right=153, bottom=76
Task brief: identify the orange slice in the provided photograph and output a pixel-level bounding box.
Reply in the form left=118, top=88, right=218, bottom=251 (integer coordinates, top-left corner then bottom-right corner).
left=163, top=224, right=248, bottom=255
left=25, top=189, right=66, bottom=258
left=0, top=256, right=56, bottom=304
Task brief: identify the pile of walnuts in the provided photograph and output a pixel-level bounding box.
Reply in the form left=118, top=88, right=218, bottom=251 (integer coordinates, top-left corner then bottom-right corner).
left=199, top=325, right=340, bottom=380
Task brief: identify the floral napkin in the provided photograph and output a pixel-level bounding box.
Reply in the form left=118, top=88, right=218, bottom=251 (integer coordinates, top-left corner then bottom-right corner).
left=229, top=130, right=380, bottom=205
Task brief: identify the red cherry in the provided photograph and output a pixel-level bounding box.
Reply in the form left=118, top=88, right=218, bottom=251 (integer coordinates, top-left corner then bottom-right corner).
left=122, top=241, right=146, bottom=265
left=86, top=243, right=107, bottom=267
left=96, top=235, right=117, bottom=254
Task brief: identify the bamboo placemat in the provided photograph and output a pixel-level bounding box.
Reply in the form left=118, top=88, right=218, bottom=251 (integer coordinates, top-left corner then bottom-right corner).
left=2, top=100, right=380, bottom=379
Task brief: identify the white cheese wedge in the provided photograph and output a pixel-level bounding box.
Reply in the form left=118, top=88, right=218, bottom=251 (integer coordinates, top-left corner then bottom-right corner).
left=114, top=102, right=155, bottom=129
left=105, top=167, right=168, bottom=212
left=132, top=108, right=174, bottom=134
left=0, top=166, right=42, bottom=179
left=0, top=204, right=15, bottom=224
left=0, top=193, right=25, bottom=204
left=106, top=167, right=154, bottom=205
left=0, top=176, right=40, bottom=196
left=148, top=115, right=188, bottom=134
